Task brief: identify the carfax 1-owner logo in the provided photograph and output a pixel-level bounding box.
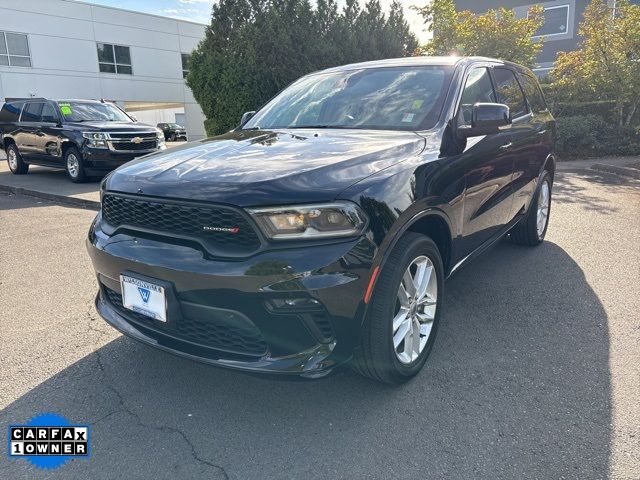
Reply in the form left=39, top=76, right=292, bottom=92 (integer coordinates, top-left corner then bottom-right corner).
left=8, top=413, right=90, bottom=470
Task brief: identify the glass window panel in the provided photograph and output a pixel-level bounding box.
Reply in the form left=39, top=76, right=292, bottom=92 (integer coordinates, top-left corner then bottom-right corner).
left=116, top=64, right=132, bottom=75
left=114, top=45, right=131, bottom=65
left=41, top=104, right=58, bottom=123
left=99, top=62, right=116, bottom=73
left=22, top=103, right=43, bottom=122
left=181, top=53, right=190, bottom=70
left=519, top=74, right=547, bottom=113
left=9, top=56, right=31, bottom=67
left=536, top=6, right=569, bottom=36
left=97, top=43, right=115, bottom=63
left=0, top=102, right=23, bottom=122
left=0, top=34, right=7, bottom=54
left=6, top=33, right=29, bottom=56
left=493, top=68, right=527, bottom=118
left=458, top=68, right=496, bottom=126
left=0, top=55, right=8, bottom=66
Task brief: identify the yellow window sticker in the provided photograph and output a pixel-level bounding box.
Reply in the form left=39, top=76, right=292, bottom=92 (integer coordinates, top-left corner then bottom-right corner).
left=411, top=100, right=424, bottom=109
left=60, top=106, right=72, bottom=115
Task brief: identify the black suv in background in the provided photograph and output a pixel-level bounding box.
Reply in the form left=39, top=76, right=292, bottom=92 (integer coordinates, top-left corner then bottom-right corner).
left=157, top=123, right=187, bottom=141
left=0, top=99, right=165, bottom=182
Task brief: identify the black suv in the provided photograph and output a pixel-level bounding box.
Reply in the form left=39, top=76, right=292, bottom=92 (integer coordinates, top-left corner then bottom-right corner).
left=157, top=123, right=187, bottom=141
left=0, top=99, right=166, bottom=182
left=88, top=57, right=556, bottom=384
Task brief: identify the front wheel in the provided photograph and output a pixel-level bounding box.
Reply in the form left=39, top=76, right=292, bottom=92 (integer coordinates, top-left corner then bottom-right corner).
left=510, top=171, right=552, bottom=246
left=353, top=232, right=444, bottom=384
left=6, top=144, right=29, bottom=174
left=64, top=147, right=87, bottom=183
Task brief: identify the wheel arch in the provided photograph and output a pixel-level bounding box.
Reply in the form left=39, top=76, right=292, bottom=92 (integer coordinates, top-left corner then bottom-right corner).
left=363, top=208, right=453, bottom=311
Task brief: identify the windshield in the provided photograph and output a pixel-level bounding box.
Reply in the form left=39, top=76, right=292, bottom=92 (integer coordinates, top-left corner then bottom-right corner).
left=244, top=66, right=454, bottom=131
left=59, top=102, right=131, bottom=123
left=169, top=123, right=183, bottom=128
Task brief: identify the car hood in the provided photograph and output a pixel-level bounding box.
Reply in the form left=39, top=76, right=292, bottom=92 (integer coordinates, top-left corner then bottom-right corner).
left=105, top=129, right=427, bottom=206
left=66, top=121, right=156, bottom=131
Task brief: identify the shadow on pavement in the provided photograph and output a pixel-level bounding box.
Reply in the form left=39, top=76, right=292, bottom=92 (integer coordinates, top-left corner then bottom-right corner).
left=0, top=241, right=611, bottom=479
left=554, top=168, right=640, bottom=214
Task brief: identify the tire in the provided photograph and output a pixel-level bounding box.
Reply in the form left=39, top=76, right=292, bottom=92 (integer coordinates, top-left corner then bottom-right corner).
left=169, top=133, right=176, bottom=142
left=510, top=171, right=552, bottom=246
left=353, top=232, right=444, bottom=384
left=5, top=143, right=29, bottom=175
left=64, top=146, right=87, bottom=183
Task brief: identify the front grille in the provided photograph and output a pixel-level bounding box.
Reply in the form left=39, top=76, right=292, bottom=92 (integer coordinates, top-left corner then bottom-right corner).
left=111, top=140, right=157, bottom=151
left=102, top=194, right=261, bottom=254
left=109, top=132, right=157, bottom=140
left=103, top=286, right=268, bottom=356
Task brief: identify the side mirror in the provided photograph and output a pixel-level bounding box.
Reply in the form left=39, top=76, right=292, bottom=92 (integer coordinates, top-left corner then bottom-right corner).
left=240, top=111, right=256, bottom=127
left=457, top=103, right=511, bottom=138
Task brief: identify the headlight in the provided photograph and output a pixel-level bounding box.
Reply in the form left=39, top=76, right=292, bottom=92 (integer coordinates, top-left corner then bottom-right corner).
left=82, top=132, right=108, bottom=149
left=248, top=202, right=367, bottom=240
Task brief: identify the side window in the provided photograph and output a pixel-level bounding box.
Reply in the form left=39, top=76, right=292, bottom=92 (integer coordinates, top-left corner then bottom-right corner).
left=519, top=73, right=547, bottom=114
left=41, top=103, right=58, bottom=123
left=493, top=68, right=527, bottom=118
left=21, top=102, right=43, bottom=122
left=458, top=67, right=496, bottom=127
left=0, top=102, right=24, bottom=122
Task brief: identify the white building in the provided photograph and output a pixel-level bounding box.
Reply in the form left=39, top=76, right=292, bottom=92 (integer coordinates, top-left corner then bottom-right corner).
left=0, top=0, right=208, bottom=140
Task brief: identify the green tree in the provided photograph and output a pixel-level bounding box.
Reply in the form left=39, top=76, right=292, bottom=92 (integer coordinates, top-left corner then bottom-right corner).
left=186, top=0, right=418, bottom=136
left=551, top=0, right=640, bottom=127
left=413, top=0, right=544, bottom=68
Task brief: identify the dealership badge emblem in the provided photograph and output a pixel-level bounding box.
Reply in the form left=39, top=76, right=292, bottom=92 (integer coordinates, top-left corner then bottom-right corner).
left=137, top=287, right=151, bottom=303
left=131, top=137, right=143, bottom=144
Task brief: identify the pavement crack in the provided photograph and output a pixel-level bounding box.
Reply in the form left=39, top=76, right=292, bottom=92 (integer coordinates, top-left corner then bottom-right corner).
left=92, top=351, right=229, bottom=479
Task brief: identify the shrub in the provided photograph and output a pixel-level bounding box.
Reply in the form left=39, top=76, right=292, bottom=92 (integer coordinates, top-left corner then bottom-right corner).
left=555, top=115, right=640, bottom=158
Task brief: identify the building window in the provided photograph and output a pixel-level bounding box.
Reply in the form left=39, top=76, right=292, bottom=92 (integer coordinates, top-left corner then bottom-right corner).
left=97, top=43, right=133, bottom=75
left=0, top=31, right=32, bottom=67
left=181, top=53, right=191, bottom=79
left=533, top=5, right=570, bottom=37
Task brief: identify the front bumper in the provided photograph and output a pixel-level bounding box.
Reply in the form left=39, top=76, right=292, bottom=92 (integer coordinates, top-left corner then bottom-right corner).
left=81, top=146, right=163, bottom=174
left=87, top=217, right=376, bottom=377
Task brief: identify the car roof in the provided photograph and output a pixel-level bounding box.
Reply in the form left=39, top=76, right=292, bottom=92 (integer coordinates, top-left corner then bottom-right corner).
left=315, top=56, right=525, bottom=75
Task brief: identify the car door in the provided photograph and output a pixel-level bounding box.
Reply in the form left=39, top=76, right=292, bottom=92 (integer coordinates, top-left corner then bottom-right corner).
left=34, top=102, right=64, bottom=164
left=513, top=71, right=554, bottom=215
left=454, top=66, right=516, bottom=256
left=15, top=102, right=43, bottom=158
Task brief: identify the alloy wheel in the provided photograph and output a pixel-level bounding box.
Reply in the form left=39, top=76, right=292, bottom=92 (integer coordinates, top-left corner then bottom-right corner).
left=7, top=149, right=18, bottom=171
left=537, top=180, right=550, bottom=237
left=67, top=153, right=79, bottom=178
left=392, top=255, right=438, bottom=364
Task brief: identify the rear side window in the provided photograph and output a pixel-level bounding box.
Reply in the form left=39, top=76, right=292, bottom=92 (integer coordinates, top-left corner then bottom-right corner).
left=21, top=102, right=43, bottom=122
left=493, top=68, right=527, bottom=118
left=458, top=67, right=496, bottom=127
left=41, top=103, right=58, bottom=123
left=0, top=102, right=23, bottom=122
left=519, top=73, right=547, bottom=113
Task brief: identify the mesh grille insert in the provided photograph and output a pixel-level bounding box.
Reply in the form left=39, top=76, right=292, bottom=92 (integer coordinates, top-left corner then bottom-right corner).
left=103, top=286, right=268, bottom=356
left=102, top=194, right=261, bottom=253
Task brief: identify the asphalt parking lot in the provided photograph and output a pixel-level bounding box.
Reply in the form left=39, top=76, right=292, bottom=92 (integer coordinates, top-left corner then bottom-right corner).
left=0, top=165, right=638, bottom=479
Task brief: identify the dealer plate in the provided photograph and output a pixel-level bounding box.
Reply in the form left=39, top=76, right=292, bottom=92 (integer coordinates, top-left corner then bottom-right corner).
left=120, top=275, right=167, bottom=322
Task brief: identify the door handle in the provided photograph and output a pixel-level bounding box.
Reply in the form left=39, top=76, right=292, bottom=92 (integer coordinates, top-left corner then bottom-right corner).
left=500, top=142, right=512, bottom=150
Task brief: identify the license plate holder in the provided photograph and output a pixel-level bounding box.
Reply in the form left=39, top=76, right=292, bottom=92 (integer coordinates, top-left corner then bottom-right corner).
left=120, top=274, right=167, bottom=322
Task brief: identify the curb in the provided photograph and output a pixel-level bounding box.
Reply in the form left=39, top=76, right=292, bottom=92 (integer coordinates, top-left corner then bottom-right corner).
left=590, top=163, right=640, bottom=180
left=0, top=184, right=100, bottom=210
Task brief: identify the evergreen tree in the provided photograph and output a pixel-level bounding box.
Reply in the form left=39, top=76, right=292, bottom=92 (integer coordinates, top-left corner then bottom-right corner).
left=186, top=0, right=418, bottom=135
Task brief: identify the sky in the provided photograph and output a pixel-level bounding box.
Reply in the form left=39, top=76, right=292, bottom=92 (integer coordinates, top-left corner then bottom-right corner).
left=81, top=0, right=431, bottom=43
